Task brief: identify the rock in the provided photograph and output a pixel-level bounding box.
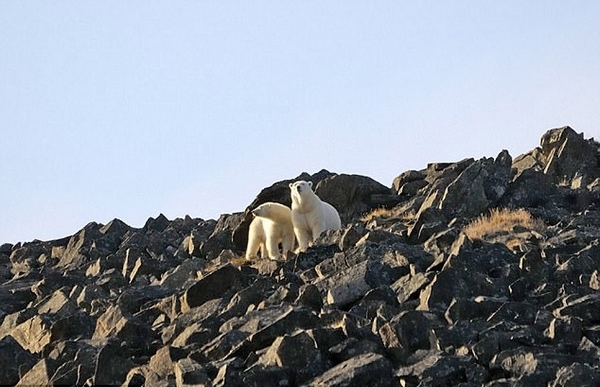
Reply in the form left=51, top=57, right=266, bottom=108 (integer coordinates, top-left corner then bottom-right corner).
left=554, top=294, right=600, bottom=323
left=10, top=314, right=53, bottom=353
left=93, top=304, right=159, bottom=352
left=174, top=357, right=210, bottom=387
left=0, top=335, right=37, bottom=385
left=541, top=126, right=600, bottom=184
left=258, top=330, right=330, bottom=384
left=314, top=173, right=400, bottom=222
left=302, top=352, right=395, bottom=387
left=438, top=150, right=512, bottom=219
left=181, top=264, right=248, bottom=312
left=393, top=169, right=427, bottom=195
left=396, top=353, right=487, bottom=387
left=550, top=362, right=600, bottom=387
left=201, top=213, right=244, bottom=259
left=418, top=242, right=520, bottom=311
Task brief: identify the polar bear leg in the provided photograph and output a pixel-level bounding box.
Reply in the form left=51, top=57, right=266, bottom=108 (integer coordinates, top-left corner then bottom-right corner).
left=246, top=236, right=263, bottom=260
left=295, top=229, right=312, bottom=253
left=265, top=236, right=281, bottom=260
left=281, top=233, right=295, bottom=259
left=246, top=220, right=266, bottom=259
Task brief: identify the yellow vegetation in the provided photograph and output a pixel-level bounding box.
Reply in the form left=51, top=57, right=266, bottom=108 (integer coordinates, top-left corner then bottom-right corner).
left=360, top=207, right=416, bottom=223
left=463, top=207, right=544, bottom=240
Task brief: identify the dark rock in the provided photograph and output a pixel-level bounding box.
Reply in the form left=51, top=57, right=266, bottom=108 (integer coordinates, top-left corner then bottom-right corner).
left=549, top=362, right=600, bottom=387
left=201, top=213, right=244, bottom=259
left=396, top=353, right=487, bottom=387
left=0, top=335, right=38, bottom=385
left=258, top=330, right=331, bottom=383
left=554, top=294, right=600, bottom=324
left=174, top=357, right=211, bottom=386
left=93, top=304, right=159, bottom=352
left=541, top=126, right=600, bottom=184
left=438, top=151, right=512, bottom=219
left=419, top=242, right=520, bottom=311
left=314, top=173, right=400, bottom=223
left=181, top=264, right=247, bottom=311
left=143, top=213, right=171, bottom=232
left=328, top=337, right=384, bottom=363
left=408, top=207, right=448, bottom=244
left=302, top=352, right=395, bottom=387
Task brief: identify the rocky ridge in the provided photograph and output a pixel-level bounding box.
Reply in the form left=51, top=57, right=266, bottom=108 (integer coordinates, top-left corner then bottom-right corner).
left=1, top=126, right=599, bottom=386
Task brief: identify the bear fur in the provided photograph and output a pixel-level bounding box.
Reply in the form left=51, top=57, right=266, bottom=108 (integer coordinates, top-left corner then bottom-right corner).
left=289, top=180, right=342, bottom=252
left=245, top=202, right=295, bottom=260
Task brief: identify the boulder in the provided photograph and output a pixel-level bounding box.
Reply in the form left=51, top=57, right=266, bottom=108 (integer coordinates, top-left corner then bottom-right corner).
left=302, top=353, right=395, bottom=387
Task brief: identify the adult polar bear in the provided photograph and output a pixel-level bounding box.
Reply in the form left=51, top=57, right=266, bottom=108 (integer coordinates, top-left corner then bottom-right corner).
left=245, top=202, right=295, bottom=260
left=289, top=180, right=341, bottom=252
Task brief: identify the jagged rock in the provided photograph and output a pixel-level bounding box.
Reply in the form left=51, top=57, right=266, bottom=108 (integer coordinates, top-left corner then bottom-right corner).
left=554, top=294, right=600, bottom=323
left=257, top=330, right=330, bottom=384
left=396, top=352, right=487, bottom=387
left=314, top=173, right=400, bottom=222
left=419, top=241, right=520, bottom=311
left=393, top=169, right=427, bottom=195
left=328, top=337, right=384, bottom=363
left=550, top=362, right=600, bottom=387
left=181, top=264, right=248, bottom=312
left=408, top=207, right=448, bottom=244
left=438, top=150, right=512, bottom=219
left=317, top=258, right=398, bottom=309
left=0, top=335, right=37, bottom=385
left=10, top=314, right=53, bottom=353
left=489, top=347, right=580, bottom=387
left=302, top=352, right=395, bottom=387
left=541, top=126, right=600, bottom=184
left=201, top=213, right=244, bottom=259
left=93, top=304, right=159, bottom=351
left=174, top=357, right=211, bottom=387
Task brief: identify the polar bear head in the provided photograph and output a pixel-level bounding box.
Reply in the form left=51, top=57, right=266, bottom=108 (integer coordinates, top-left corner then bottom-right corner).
left=289, top=180, right=318, bottom=209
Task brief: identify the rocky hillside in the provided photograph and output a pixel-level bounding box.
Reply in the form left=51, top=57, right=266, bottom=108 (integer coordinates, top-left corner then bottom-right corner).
left=1, top=126, right=599, bottom=386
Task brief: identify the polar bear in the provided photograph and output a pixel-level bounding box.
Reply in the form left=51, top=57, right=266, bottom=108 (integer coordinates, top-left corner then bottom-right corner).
left=289, top=180, right=342, bottom=252
left=245, top=202, right=295, bottom=261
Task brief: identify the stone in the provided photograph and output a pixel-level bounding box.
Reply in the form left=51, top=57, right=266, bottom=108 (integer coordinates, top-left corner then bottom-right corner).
left=302, top=352, right=394, bottom=387
left=181, top=264, right=247, bottom=312
left=174, top=358, right=210, bottom=387
left=549, top=362, right=600, bottom=387
left=541, top=126, right=600, bottom=184
left=258, top=330, right=330, bottom=383
left=0, top=335, right=37, bottom=385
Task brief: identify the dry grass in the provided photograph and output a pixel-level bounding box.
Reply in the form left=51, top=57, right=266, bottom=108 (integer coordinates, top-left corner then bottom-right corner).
left=463, top=208, right=544, bottom=240
left=360, top=207, right=416, bottom=223
left=230, top=256, right=254, bottom=267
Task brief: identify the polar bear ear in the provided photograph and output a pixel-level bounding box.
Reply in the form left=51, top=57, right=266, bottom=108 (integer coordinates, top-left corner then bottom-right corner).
left=308, top=181, right=313, bottom=189
left=289, top=183, right=294, bottom=189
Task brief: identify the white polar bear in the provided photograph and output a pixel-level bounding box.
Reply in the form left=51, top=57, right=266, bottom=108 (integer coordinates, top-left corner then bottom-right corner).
left=245, top=202, right=295, bottom=261
left=289, top=180, right=342, bottom=252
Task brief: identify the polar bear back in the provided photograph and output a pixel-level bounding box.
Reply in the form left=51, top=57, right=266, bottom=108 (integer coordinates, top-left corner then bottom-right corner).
left=320, top=201, right=342, bottom=229
left=252, top=202, right=293, bottom=225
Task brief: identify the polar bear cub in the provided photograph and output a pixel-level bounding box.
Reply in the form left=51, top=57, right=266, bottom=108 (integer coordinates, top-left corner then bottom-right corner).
left=245, top=202, right=295, bottom=261
left=289, top=180, right=341, bottom=252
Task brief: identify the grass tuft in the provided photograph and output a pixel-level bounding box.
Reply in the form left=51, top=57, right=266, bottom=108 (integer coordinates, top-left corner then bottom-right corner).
left=463, top=207, right=544, bottom=240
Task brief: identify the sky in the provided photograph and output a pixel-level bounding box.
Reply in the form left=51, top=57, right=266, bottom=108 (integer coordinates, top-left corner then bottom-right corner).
left=1, top=1, right=599, bottom=244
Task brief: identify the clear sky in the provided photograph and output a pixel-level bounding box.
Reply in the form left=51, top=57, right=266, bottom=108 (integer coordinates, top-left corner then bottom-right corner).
left=1, top=2, right=599, bottom=244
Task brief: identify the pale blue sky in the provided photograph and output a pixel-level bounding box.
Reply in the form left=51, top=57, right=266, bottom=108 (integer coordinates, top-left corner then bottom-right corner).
left=1, top=2, right=599, bottom=243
